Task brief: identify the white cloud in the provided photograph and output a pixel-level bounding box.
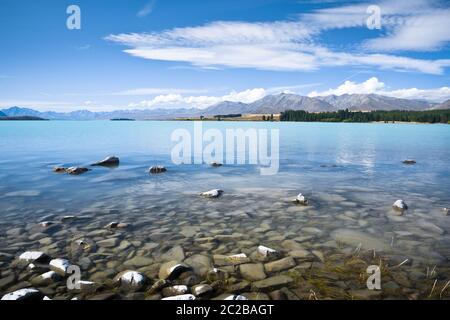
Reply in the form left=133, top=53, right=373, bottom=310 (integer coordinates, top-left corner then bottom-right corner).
left=137, top=1, right=156, bottom=18
left=106, top=17, right=450, bottom=74
left=106, top=0, right=450, bottom=74
left=128, top=88, right=267, bottom=109
left=309, top=77, right=385, bottom=96
left=308, top=77, right=450, bottom=102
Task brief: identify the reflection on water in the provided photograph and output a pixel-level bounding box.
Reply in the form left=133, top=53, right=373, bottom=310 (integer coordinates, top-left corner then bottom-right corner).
left=0, top=121, right=449, bottom=300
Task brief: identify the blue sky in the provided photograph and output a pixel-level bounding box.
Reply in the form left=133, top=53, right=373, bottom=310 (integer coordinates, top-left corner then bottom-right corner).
left=0, top=0, right=449, bottom=111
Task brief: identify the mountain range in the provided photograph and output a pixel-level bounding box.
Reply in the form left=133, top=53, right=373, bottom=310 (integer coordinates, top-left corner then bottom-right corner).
left=1, top=93, right=449, bottom=120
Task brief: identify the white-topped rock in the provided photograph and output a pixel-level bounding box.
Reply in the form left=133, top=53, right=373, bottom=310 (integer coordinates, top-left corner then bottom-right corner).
left=162, top=294, right=196, bottom=300
left=257, top=245, right=279, bottom=258
left=92, top=156, right=119, bottom=167
left=161, top=285, right=189, bottom=297
left=65, top=167, right=90, bottom=175
left=1, top=288, right=43, bottom=301
left=200, top=189, right=223, bottom=198
left=49, top=258, right=71, bottom=276
left=159, top=261, right=191, bottom=280
left=393, top=199, right=408, bottom=213
left=294, top=193, right=308, bottom=205
left=19, top=251, right=50, bottom=264
left=224, top=294, right=248, bottom=300
left=114, top=270, right=147, bottom=291
left=192, top=284, right=213, bottom=297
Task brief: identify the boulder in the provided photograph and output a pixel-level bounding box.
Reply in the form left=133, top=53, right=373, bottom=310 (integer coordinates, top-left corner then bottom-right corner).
left=31, top=271, right=62, bottom=286
left=200, top=189, right=223, bottom=198
left=239, top=263, right=267, bottom=281
left=293, top=193, right=308, bottom=205
left=192, top=284, right=214, bottom=297
left=256, top=245, right=280, bottom=260
left=1, top=288, right=43, bottom=301
left=210, top=162, right=223, bottom=167
left=114, top=270, right=147, bottom=291
left=159, top=261, right=191, bottom=280
left=162, top=294, right=196, bottom=300
left=18, top=251, right=50, bottom=264
left=393, top=200, right=408, bottom=213
left=49, top=258, right=71, bottom=276
left=264, top=257, right=296, bottom=273
left=162, top=285, right=189, bottom=297
left=224, top=294, right=248, bottom=300
left=213, top=253, right=250, bottom=266
left=92, top=156, right=119, bottom=167
left=252, top=275, right=294, bottom=291
left=149, top=166, right=167, bottom=174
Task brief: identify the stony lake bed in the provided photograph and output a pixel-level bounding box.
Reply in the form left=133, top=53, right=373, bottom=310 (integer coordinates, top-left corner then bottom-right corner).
left=0, top=121, right=449, bottom=300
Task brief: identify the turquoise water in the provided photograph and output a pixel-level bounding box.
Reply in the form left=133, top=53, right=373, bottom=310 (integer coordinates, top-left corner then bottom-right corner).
left=0, top=121, right=449, bottom=299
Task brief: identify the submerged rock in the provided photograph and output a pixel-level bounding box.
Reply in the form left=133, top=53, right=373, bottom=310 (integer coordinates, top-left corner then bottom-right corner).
left=213, top=253, right=250, bottom=266
left=31, top=271, right=62, bottom=286
left=402, top=160, right=416, bottom=165
left=104, top=222, right=128, bottom=229
left=92, top=156, right=119, bottom=167
left=19, top=251, right=50, bottom=264
left=162, top=285, right=189, bottom=297
left=1, top=288, right=43, bottom=301
left=256, top=245, right=279, bottom=259
left=252, top=275, right=294, bottom=291
left=114, top=271, right=147, bottom=291
left=206, top=268, right=229, bottom=282
left=224, top=294, right=248, bottom=300
left=239, top=263, right=267, bottom=281
left=331, top=229, right=390, bottom=251
left=192, top=284, right=213, bottom=297
left=159, top=261, right=191, bottom=280
left=49, top=258, right=71, bottom=276
left=149, top=166, right=167, bottom=174
left=200, top=189, right=223, bottom=198
left=162, top=294, right=196, bottom=300
left=293, top=193, right=308, bottom=205
left=264, top=257, right=296, bottom=273
left=393, top=200, right=408, bottom=213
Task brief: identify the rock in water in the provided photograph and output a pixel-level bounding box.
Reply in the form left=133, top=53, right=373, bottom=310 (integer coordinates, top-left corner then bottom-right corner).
left=162, top=285, right=189, bottom=297
left=192, top=284, right=214, bottom=297
left=19, top=251, right=50, bottom=264
left=210, top=162, right=223, bottom=167
left=92, top=156, right=119, bottom=167
left=53, top=166, right=67, bottom=173
left=31, top=271, right=62, bottom=286
left=149, top=166, right=167, bottom=174
left=402, top=160, right=416, bottom=165
left=200, top=189, right=223, bottom=198
left=49, top=258, right=71, bottom=276
left=293, top=193, right=308, bottom=205
left=159, top=261, right=191, bottom=280
left=393, top=200, right=408, bottom=213
left=65, top=167, right=90, bottom=175
left=224, top=295, right=248, bottom=300
left=1, top=288, right=43, bottom=301
left=114, top=271, right=147, bottom=291
left=257, top=245, right=279, bottom=259
left=162, top=294, right=196, bottom=300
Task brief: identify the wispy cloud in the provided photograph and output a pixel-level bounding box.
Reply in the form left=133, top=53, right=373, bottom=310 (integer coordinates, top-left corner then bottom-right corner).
left=106, top=0, right=450, bottom=74
left=137, top=0, right=156, bottom=18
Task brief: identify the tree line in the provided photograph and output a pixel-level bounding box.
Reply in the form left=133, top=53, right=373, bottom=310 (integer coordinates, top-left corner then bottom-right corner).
left=280, top=109, right=450, bottom=124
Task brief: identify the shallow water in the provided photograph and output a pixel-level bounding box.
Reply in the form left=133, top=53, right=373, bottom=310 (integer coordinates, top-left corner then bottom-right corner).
left=0, top=121, right=449, bottom=300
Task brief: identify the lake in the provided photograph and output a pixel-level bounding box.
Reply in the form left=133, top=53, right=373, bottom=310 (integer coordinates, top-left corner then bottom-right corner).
left=0, top=121, right=449, bottom=300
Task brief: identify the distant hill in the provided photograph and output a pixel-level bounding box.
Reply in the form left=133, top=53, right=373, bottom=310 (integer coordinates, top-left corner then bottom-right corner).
left=431, top=99, right=450, bottom=110
left=0, top=93, right=443, bottom=120
left=0, top=110, right=6, bottom=117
